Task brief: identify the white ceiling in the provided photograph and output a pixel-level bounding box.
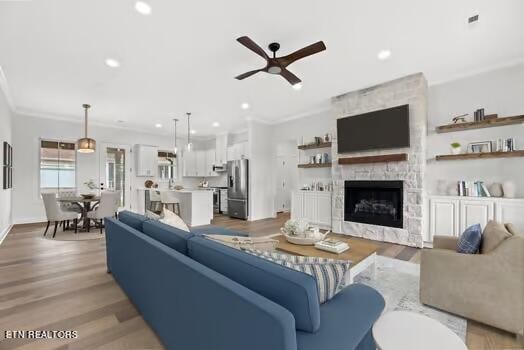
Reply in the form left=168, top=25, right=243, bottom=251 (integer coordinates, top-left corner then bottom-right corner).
left=0, top=0, right=523, bottom=136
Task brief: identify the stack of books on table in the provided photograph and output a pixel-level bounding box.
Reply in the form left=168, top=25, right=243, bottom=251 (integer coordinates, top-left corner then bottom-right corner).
left=315, top=238, right=350, bottom=254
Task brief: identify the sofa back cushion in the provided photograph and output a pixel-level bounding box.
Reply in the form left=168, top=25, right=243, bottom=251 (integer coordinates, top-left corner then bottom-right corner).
left=118, top=210, right=148, bottom=231
left=187, top=236, right=321, bottom=333
left=142, top=220, right=194, bottom=255
left=481, top=221, right=513, bottom=254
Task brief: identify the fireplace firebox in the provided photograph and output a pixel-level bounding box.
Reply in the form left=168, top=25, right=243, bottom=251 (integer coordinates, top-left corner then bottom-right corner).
left=344, top=180, right=403, bottom=228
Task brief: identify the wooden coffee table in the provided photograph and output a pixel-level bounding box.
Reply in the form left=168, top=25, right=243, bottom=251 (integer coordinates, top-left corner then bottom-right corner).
left=275, top=233, right=379, bottom=283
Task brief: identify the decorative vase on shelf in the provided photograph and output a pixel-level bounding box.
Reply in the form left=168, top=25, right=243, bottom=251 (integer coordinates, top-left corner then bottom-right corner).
left=488, top=183, right=504, bottom=198
left=502, top=181, right=516, bottom=198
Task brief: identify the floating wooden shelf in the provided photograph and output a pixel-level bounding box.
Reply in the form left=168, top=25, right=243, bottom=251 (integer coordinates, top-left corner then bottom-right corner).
left=297, top=142, right=332, bottom=150
left=298, top=163, right=332, bottom=168
left=435, top=150, right=524, bottom=161
left=435, top=115, right=524, bottom=133
left=338, top=153, right=408, bottom=165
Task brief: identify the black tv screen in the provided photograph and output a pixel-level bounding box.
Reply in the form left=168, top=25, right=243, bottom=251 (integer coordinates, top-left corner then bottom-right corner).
left=337, top=105, right=410, bottom=153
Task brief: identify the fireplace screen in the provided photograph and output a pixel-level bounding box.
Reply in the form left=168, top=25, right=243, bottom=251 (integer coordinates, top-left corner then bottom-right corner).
left=344, top=181, right=403, bottom=228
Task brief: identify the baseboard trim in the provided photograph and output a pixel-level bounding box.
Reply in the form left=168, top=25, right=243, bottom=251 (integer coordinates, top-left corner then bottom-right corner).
left=13, top=217, right=47, bottom=225
left=0, top=224, right=13, bottom=245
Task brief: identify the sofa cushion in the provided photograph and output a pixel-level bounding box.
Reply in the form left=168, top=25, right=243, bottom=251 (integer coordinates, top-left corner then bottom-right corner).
left=456, top=224, right=482, bottom=254
left=244, top=249, right=351, bottom=304
left=505, top=223, right=520, bottom=236
left=118, top=210, right=148, bottom=231
left=160, top=208, right=190, bottom=232
left=187, top=236, right=321, bottom=333
left=296, top=284, right=385, bottom=350
left=481, top=221, right=513, bottom=253
left=191, top=226, right=249, bottom=237
left=142, top=220, right=194, bottom=254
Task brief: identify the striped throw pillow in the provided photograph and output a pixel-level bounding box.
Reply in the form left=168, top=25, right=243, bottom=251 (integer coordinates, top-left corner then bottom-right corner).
left=244, top=249, right=351, bottom=303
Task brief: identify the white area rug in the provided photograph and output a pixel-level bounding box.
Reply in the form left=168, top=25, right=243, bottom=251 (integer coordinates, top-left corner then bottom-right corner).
left=354, top=255, right=467, bottom=341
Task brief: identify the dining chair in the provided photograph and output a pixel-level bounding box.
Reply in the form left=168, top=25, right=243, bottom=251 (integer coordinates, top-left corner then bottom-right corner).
left=87, top=191, right=121, bottom=234
left=42, top=193, right=79, bottom=237
left=149, top=189, right=162, bottom=213
left=160, top=191, right=180, bottom=215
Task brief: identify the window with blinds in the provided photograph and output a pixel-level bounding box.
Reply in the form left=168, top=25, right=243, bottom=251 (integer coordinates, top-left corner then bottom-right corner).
left=39, top=140, right=77, bottom=193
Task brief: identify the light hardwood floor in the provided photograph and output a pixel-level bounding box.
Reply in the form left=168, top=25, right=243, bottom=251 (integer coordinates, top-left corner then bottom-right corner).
left=0, top=214, right=521, bottom=350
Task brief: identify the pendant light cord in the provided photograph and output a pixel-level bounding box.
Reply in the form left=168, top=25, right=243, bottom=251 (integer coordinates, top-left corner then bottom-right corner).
left=83, top=104, right=91, bottom=138
left=186, top=112, right=191, bottom=149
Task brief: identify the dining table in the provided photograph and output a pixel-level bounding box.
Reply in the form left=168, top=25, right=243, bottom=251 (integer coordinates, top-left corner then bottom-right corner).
left=58, top=196, right=101, bottom=232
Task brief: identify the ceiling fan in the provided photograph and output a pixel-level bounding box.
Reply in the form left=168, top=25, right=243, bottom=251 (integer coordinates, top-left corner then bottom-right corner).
left=235, top=36, right=326, bottom=86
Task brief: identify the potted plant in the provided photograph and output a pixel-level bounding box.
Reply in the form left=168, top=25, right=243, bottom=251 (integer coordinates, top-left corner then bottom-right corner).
left=450, top=142, right=462, bottom=155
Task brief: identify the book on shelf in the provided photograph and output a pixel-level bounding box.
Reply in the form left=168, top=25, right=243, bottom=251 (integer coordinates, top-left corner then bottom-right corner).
left=456, top=180, right=491, bottom=197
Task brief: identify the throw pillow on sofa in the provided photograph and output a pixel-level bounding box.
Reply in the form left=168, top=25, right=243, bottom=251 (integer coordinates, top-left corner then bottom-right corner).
left=245, top=249, right=351, bottom=304
left=456, top=223, right=482, bottom=254
left=481, top=221, right=513, bottom=253
left=160, top=208, right=190, bottom=232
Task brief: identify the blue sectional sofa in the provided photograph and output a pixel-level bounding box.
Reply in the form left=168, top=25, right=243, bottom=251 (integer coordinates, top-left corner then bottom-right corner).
left=106, top=211, right=385, bottom=350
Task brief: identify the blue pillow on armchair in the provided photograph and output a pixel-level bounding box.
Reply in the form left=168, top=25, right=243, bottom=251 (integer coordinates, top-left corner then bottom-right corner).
left=456, top=224, right=482, bottom=254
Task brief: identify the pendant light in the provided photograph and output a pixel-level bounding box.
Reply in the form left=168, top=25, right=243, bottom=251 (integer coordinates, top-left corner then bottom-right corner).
left=77, top=104, right=96, bottom=153
left=173, top=118, right=179, bottom=156
left=186, top=112, right=192, bottom=152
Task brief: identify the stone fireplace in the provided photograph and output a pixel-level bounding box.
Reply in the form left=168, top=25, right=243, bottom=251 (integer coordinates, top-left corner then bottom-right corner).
left=331, top=73, right=427, bottom=247
left=345, top=180, right=403, bottom=229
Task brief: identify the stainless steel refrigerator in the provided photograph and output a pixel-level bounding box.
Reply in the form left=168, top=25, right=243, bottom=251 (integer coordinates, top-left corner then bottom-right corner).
left=227, top=159, right=248, bottom=219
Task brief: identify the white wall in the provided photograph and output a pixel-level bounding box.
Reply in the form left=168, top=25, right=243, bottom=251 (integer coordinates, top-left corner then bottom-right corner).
left=11, top=113, right=225, bottom=224
left=0, top=82, right=13, bottom=239
left=426, top=63, right=524, bottom=197
left=248, top=121, right=275, bottom=220
left=271, top=63, right=524, bottom=201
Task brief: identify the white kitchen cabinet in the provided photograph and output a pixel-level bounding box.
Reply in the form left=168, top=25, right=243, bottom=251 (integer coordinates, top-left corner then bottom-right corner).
left=428, top=196, right=523, bottom=243
left=183, top=151, right=197, bottom=177
left=227, top=142, right=249, bottom=161
left=134, top=144, right=159, bottom=177
left=429, top=197, right=460, bottom=237
left=459, top=199, right=494, bottom=232
left=291, top=191, right=332, bottom=229
left=196, top=151, right=207, bottom=177
left=215, top=134, right=228, bottom=165
left=205, top=149, right=218, bottom=177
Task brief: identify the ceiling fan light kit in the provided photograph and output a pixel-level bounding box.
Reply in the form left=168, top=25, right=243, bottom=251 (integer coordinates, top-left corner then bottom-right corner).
left=235, top=36, right=326, bottom=86
left=77, top=104, right=96, bottom=153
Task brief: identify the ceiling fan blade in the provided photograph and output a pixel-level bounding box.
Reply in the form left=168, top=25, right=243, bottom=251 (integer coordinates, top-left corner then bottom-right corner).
left=280, top=68, right=302, bottom=86
left=235, top=69, right=264, bottom=80
left=279, top=41, right=326, bottom=66
left=237, top=36, right=269, bottom=60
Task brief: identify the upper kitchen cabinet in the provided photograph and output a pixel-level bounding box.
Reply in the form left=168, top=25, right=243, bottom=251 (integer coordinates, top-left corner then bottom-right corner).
left=227, top=141, right=249, bottom=161
left=134, top=144, right=159, bottom=177
left=215, top=134, right=228, bottom=165
left=183, top=149, right=219, bottom=177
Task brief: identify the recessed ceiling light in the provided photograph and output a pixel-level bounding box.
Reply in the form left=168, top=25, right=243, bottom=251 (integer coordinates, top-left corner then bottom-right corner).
left=191, top=129, right=196, bottom=134
left=292, top=83, right=302, bottom=91
left=377, top=50, right=391, bottom=61
left=104, top=58, right=120, bottom=68
left=241, top=103, right=250, bottom=110
left=135, top=1, right=152, bottom=15
left=155, top=123, right=162, bottom=128
left=212, top=122, right=220, bottom=127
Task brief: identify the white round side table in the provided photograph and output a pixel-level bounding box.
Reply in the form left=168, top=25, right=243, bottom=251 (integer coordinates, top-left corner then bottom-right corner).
left=372, top=311, right=468, bottom=350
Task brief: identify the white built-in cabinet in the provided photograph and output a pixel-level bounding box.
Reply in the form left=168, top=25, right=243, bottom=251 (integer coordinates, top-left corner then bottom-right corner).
left=134, top=144, right=159, bottom=177
left=183, top=149, right=218, bottom=177
left=227, top=142, right=249, bottom=161
left=291, top=191, right=332, bottom=229
left=429, top=195, right=523, bottom=240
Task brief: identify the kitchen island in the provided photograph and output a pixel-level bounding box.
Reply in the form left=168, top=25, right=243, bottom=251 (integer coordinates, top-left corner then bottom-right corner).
left=137, top=188, right=213, bottom=227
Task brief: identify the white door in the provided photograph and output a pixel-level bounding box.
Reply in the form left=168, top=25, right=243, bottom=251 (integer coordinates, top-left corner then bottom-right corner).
left=430, top=198, right=460, bottom=238
left=460, top=199, right=494, bottom=232
left=99, top=144, right=131, bottom=210
left=495, top=200, right=524, bottom=233
left=275, top=156, right=294, bottom=212
left=316, top=193, right=332, bottom=229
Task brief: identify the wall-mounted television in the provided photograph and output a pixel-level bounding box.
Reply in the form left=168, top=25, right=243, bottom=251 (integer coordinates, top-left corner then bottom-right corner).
left=337, top=104, right=410, bottom=153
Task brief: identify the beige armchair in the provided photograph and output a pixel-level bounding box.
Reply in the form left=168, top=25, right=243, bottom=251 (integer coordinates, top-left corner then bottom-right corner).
left=420, top=224, right=524, bottom=337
